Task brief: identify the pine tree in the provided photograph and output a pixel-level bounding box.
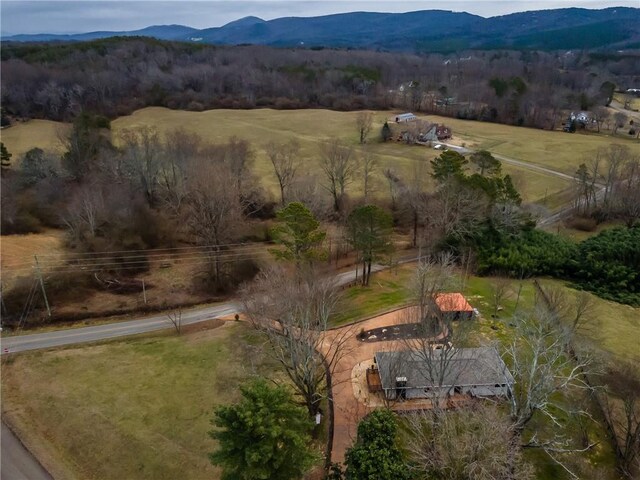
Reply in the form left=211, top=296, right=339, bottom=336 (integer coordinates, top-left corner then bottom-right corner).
left=344, top=409, right=410, bottom=479
left=381, top=121, right=392, bottom=142
left=209, top=380, right=316, bottom=480
left=1, top=142, right=12, bottom=175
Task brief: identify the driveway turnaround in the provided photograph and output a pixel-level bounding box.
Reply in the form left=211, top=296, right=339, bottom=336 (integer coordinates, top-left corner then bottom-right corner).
left=320, top=307, right=448, bottom=463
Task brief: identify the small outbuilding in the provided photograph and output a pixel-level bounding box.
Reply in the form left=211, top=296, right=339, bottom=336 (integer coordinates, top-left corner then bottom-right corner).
left=373, top=347, right=514, bottom=401
left=434, top=293, right=474, bottom=320
left=395, top=113, right=417, bottom=123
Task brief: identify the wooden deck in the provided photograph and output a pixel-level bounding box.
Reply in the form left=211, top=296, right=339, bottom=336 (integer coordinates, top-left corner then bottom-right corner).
left=366, top=367, right=383, bottom=393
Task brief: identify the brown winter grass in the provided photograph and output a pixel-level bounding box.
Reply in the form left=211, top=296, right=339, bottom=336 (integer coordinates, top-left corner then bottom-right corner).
left=427, top=113, right=637, bottom=174
left=5, top=106, right=628, bottom=205
left=0, top=229, right=66, bottom=270
left=0, top=119, right=69, bottom=159
left=0, top=322, right=297, bottom=480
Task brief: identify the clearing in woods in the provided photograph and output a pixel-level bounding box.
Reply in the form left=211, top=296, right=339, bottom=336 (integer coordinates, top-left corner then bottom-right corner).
left=4, top=107, right=635, bottom=205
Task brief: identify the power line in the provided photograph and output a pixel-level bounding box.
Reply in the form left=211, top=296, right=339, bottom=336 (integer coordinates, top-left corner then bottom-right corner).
left=29, top=237, right=351, bottom=259
left=3, top=242, right=354, bottom=274
left=4, top=253, right=271, bottom=276
left=2, top=249, right=273, bottom=275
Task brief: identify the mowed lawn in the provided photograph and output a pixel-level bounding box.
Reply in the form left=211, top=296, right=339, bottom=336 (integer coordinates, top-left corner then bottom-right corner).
left=5, top=106, right=631, bottom=204
left=536, top=279, right=640, bottom=364
left=1, top=322, right=284, bottom=480
left=464, top=275, right=640, bottom=364
left=331, top=265, right=414, bottom=326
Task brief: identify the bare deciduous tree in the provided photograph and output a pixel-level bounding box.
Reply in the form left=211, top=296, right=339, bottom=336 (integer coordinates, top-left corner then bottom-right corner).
left=602, top=144, right=629, bottom=216
left=186, top=163, right=242, bottom=288
left=224, top=136, right=255, bottom=197
left=400, top=161, right=430, bottom=247
left=166, top=308, right=183, bottom=335
left=159, top=128, right=201, bottom=214
left=120, top=126, right=163, bottom=207
left=383, top=168, right=402, bottom=211
left=265, top=139, right=300, bottom=206
left=490, top=277, right=512, bottom=318
left=288, top=175, right=329, bottom=219
left=404, top=404, right=534, bottom=480
left=241, top=267, right=352, bottom=417
left=319, top=138, right=356, bottom=212
left=359, top=149, right=377, bottom=204
left=573, top=157, right=600, bottom=216
left=592, top=106, right=610, bottom=133
left=613, top=112, right=628, bottom=135
left=537, top=283, right=598, bottom=335
left=63, top=183, right=105, bottom=240
left=505, top=309, right=593, bottom=432
left=399, top=254, right=469, bottom=409
left=601, top=364, right=640, bottom=478
left=356, top=111, right=373, bottom=144
left=614, top=157, right=640, bottom=227
left=428, top=179, right=489, bottom=240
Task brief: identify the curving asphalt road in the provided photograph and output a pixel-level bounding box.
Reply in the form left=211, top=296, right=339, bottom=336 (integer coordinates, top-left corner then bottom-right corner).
left=1, top=423, right=52, bottom=480
left=0, top=264, right=385, bottom=355
left=1, top=303, right=238, bottom=354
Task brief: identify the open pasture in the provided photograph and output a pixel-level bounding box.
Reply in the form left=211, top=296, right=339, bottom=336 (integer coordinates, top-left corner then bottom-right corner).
left=425, top=113, right=637, bottom=174
left=3, top=107, right=634, bottom=204
left=0, top=119, right=69, bottom=158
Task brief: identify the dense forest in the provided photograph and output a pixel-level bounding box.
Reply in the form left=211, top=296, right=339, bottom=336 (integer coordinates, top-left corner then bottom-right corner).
left=2, top=37, right=639, bottom=128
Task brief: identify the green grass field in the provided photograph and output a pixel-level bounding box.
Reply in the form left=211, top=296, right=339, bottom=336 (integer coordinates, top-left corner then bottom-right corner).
left=0, top=322, right=301, bottom=480
left=537, top=279, right=640, bottom=364
left=5, top=107, right=634, bottom=205
left=331, top=265, right=414, bottom=326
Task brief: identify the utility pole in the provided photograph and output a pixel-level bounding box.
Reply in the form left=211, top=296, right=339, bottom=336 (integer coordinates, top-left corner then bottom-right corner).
left=34, top=255, right=51, bottom=318
left=142, top=280, right=147, bottom=304
left=0, top=285, right=7, bottom=318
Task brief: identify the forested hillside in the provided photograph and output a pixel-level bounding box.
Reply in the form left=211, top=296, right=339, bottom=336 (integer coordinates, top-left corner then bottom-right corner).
left=2, top=37, right=638, bottom=128
left=4, top=8, right=639, bottom=51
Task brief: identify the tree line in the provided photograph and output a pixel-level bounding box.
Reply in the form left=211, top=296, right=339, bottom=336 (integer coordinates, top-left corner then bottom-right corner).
left=2, top=37, right=637, bottom=129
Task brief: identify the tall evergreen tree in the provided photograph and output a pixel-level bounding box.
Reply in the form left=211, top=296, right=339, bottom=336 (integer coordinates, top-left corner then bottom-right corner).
left=381, top=121, right=392, bottom=142
left=346, top=205, right=393, bottom=286
left=1, top=142, right=12, bottom=175
left=470, top=150, right=501, bottom=176
left=430, top=150, right=468, bottom=182
left=209, top=380, right=316, bottom=480
left=345, top=409, right=410, bottom=480
left=270, top=201, right=326, bottom=264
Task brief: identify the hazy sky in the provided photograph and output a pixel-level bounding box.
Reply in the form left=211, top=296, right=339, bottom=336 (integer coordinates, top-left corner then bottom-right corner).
left=1, top=1, right=637, bottom=35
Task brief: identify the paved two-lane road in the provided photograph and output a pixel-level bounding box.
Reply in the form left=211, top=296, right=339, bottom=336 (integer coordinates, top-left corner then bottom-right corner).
left=1, top=303, right=238, bottom=354
left=1, top=264, right=385, bottom=355
left=1, top=423, right=52, bottom=480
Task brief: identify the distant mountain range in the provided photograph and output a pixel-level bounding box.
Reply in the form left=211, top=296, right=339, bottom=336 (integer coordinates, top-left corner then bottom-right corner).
left=3, top=7, right=639, bottom=51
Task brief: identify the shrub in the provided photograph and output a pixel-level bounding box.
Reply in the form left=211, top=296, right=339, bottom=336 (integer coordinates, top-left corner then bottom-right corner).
left=570, top=226, right=640, bottom=306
